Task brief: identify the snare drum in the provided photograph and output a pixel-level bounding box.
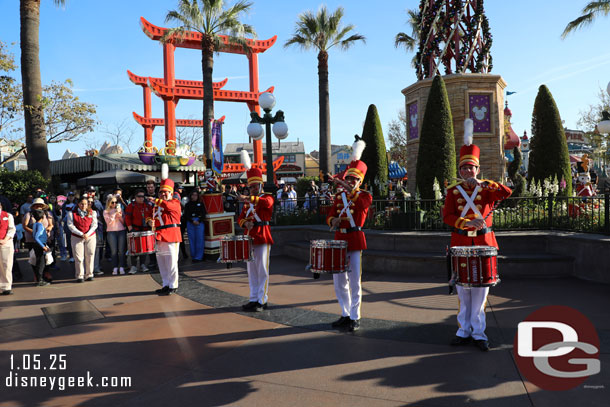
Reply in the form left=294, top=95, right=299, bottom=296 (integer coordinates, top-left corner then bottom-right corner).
left=127, top=231, right=156, bottom=255
left=450, top=245, right=499, bottom=287
left=219, top=235, right=253, bottom=263
left=309, top=240, right=348, bottom=274
left=202, top=193, right=224, bottom=214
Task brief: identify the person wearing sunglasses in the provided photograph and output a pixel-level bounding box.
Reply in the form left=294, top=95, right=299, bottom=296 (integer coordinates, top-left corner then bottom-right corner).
left=124, top=189, right=153, bottom=274
left=104, top=195, right=126, bottom=275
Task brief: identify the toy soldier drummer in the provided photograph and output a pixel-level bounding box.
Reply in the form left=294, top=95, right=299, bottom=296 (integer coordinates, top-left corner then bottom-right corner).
left=443, top=119, right=512, bottom=351
left=326, top=137, right=372, bottom=332
left=236, top=150, right=274, bottom=312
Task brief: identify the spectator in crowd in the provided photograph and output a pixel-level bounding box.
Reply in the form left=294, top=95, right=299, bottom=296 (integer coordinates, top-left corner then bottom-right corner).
left=14, top=212, right=23, bottom=251
left=0, top=200, right=16, bottom=295
left=183, top=190, right=206, bottom=262
left=31, top=208, right=51, bottom=286
left=145, top=179, right=157, bottom=199
left=61, top=192, right=77, bottom=262
left=124, top=189, right=152, bottom=274
left=223, top=184, right=238, bottom=214
left=104, top=194, right=126, bottom=275
left=20, top=195, right=33, bottom=217
left=67, top=196, right=98, bottom=283
left=113, top=187, right=127, bottom=211
left=175, top=183, right=189, bottom=259
left=23, top=198, right=54, bottom=281
left=287, top=184, right=297, bottom=211
left=48, top=194, right=62, bottom=267
left=304, top=182, right=319, bottom=211
left=84, top=186, right=105, bottom=276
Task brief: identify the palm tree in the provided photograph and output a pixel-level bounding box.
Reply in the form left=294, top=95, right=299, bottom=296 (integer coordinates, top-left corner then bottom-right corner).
left=163, top=0, right=255, bottom=167
left=20, top=0, right=65, bottom=178
left=285, top=6, right=365, bottom=174
left=562, top=1, right=610, bottom=38
left=394, top=8, right=420, bottom=68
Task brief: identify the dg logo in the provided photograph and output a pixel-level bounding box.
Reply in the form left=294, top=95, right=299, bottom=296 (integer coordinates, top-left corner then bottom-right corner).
left=514, top=305, right=600, bottom=391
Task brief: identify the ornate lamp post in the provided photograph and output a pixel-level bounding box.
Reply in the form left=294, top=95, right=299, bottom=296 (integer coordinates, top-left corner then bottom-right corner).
left=596, top=82, right=610, bottom=178
left=246, top=92, right=289, bottom=193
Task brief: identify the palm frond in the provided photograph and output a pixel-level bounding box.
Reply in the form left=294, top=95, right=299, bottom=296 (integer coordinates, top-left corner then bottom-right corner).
left=582, top=0, right=610, bottom=14
left=395, top=32, right=416, bottom=50
left=561, top=12, right=596, bottom=38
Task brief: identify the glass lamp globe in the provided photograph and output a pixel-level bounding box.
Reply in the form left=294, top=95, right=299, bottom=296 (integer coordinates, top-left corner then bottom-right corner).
left=598, top=120, right=610, bottom=134
left=259, top=92, right=276, bottom=111
left=247, top=122, right=264, bottom=141
left=273, top=121, right=289, bottom=140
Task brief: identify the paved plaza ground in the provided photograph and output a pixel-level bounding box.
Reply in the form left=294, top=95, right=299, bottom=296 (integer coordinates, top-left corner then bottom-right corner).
left=0, top=251, right=608, bottom=406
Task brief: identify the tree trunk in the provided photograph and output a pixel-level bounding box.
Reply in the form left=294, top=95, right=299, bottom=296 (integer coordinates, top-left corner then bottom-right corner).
left=20, top=0, right=50, bottom=178
left=318, top=50, right=331, bottom=174
left=202, top=36, right=215, bottom=169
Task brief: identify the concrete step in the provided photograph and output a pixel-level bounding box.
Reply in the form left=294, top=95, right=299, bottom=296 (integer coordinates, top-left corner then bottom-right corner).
left=272, top=226, right=550, bottom=254
left=278, top=241, right=574, bottom=279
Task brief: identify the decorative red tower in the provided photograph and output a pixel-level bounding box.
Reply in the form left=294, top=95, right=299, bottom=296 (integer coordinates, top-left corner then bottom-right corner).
left=128, top=17, right=278, bottom=164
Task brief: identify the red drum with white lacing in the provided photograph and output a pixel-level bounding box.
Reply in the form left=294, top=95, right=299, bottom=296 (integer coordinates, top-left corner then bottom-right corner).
left=309, top=240, right=348, bottom=274
left=219, top=235, right=253, bottom=263
left=127, top=231, right=156, bottom=255
left=450, top=245, right=499, bottom=287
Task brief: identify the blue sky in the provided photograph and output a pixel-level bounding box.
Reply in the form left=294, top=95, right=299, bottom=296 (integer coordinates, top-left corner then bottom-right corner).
left=1, top=0, right=610, bottom=161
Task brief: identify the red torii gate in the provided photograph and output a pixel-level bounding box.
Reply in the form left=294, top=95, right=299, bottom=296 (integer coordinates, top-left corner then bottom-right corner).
left=128, top=17, right=278, bottom=164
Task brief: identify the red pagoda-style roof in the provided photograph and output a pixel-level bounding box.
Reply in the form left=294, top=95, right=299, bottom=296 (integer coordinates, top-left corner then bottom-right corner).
left=140, top=17, right=277, bottom=54
left=222, top=156, right=284, bottom=174
left=149, top=80, right=274, bottom=103
left=132, top=112, right=225, bottom=128
left=127, top=70, right=227, bottom=89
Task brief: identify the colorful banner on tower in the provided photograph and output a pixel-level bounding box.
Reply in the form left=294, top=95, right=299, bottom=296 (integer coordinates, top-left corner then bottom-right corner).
left=211, top=119, right=224, bottom=175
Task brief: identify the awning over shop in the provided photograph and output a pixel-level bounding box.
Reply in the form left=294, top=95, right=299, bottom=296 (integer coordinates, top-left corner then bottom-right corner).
left=50, top=154, right=206, bottom=176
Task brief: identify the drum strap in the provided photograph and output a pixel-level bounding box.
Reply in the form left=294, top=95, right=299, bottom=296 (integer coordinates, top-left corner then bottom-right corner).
left=456, top=185, right=483, bottom=219
left=339, top=192, right=356, bottom=228
left=245, top=195, right=262, bottom=223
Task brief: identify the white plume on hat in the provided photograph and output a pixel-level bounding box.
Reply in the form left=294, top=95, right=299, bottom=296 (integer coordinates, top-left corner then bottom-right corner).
left=240, top=149, right=252, bottom=170
left=464, top=118, right=474, bottom=146
left=161, top=163, right=169, bottom=180
left=351, top=138, right=366, bottom=162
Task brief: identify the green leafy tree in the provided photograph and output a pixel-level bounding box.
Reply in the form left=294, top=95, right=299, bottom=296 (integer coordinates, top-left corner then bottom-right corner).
left=20, top=0, right=66, bottom=179
left=285, top=5, right=365, bottom=174
left=562, top=1, right=610, bottom=38
left=360, top=104, right=388, bottom=197
left=0, top=168, right=49, bottom=204
left=507, top=146, right=525, bottom=197
left=1, top=79, right=97, bottom=166
left=163, top=0, right=255, bottom=167
left=416, top=75, right=455, bottom=199
left=387, top=109, right=408, bottom=166
left=1, top=41, right=23, bottom=141
left=528, top=85, right=572, bottom=196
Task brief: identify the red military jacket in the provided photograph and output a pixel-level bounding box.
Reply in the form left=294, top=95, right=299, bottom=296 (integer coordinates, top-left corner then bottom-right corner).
left=443, top=180, right=512, bottom=248
left=149, top=198, right=182, bottom=243
left=125, top=201, right=153, bottom=231
left=237, top=193, right=274, bottom=245
left=326, top=188, right=373, bottom=251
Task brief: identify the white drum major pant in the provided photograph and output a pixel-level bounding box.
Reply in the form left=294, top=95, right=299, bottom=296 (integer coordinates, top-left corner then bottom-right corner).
left=247, top=244, right=270, bottom=304
left=333, top=250, right=362, bottom=321
left=456, top=285, right=489, bottom=341
left=72, top=235, right=96, bottom=280
left=157, top=241, right=179, bottom=289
